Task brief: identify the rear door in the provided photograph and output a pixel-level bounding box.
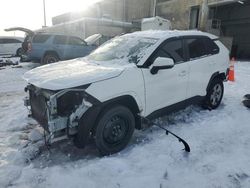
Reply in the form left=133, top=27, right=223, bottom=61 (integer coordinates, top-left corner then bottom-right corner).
left=184, top=36, right=220, bottom=98
left=30, top=34, right=51, bottom=59
left=142, top=38, right=189, bottom=116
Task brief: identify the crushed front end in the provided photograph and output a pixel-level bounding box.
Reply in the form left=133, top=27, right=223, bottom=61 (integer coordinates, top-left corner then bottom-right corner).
left=24, top=84, right=96, bottom=143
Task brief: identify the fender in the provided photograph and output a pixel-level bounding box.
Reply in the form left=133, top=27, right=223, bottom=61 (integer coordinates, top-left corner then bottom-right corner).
left=75, top=95, right=141, bottom=148
left=43, top=50, right=60, bottom=60
left=206, top=71, right=226, bottom=92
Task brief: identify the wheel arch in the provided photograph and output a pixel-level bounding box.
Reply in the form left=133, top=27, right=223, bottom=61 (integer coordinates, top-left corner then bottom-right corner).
left=75, top=94, right=142, bottom=148
left=99, top=95, right=141, bottom=130
left=206, top=71, right=226, bottom=92
left=16, top=47, right=23, bottom=56
left=43, top=50, right=60, bottom=59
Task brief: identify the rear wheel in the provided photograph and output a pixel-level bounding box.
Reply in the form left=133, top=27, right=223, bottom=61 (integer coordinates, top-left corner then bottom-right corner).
left=95, top=105, right=135, bottom=156
left=204, top=78, right=224, bottom=109
left=42, top=53, right=59, bottom=64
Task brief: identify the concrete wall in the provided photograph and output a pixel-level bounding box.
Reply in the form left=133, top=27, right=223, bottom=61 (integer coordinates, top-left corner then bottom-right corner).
left=125, top=0, right=153, bottom=21
left=211, top=1, right=250, bottom=59
left=52, top=0, right=153, bottom=25
left=156, top=0, right=205, bottom=30
left=155, top=0, right=246, bottom=31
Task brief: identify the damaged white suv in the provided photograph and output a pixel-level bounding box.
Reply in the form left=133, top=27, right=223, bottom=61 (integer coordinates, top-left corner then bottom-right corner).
left=24, top=30, right=229, bottom=155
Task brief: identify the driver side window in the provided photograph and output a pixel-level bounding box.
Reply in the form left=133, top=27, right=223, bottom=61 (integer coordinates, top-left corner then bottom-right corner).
left=149, top=39, right=184, bottom=66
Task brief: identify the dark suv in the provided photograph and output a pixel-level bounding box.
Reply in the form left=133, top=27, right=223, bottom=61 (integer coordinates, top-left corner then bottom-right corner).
left=5, top=27, right=97, bottom=64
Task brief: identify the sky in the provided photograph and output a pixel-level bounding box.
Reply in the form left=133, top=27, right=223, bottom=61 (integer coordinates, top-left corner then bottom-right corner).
left=0, top=0, right=101, bottom=37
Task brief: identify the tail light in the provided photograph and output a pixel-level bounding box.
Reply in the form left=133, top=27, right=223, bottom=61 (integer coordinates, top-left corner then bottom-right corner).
left=27, top=42, right=32, bottom=52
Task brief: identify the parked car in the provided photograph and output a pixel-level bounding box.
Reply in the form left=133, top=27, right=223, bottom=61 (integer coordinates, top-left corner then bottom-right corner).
left=5, top=27, right=100, bottom=64
left=23, top=30, right=229, bottom=155
left=0, top=36, right=24, bottom=56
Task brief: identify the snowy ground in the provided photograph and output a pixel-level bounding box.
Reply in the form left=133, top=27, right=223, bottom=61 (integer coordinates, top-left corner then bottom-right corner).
left=0, top=59, right=250, bottom=188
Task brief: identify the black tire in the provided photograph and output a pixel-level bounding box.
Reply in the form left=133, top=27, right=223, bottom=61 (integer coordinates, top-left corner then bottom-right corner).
left=95, top=105, right=135, bottom=156
left=204, top=78, right=224, bottom=109
left=243, top=94, right=250, bottom=100
left=42, top=53, right=59, bottom=64
left=16, top=48, right=24, bottom=57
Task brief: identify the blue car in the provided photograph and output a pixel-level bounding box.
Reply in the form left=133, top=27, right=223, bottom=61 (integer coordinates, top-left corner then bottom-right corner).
left=5, top=27, right=100, bottom=64
left=27, top=33, right=97, bottom=64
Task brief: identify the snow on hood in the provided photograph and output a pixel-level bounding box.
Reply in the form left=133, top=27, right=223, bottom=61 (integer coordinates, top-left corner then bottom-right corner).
left=23, top=58, right=125, bottom=90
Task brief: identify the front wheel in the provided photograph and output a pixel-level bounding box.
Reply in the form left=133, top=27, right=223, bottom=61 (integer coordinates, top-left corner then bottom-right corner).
left=16, top=48, right=24, bottom=57
left=95, top=105, right=135, bottom=156
left=204, top=78, right=224, bottom=109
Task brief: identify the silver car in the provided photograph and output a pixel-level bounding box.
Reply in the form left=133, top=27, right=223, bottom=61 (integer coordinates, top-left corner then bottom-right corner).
left=0, top=36, right=24, bottom=56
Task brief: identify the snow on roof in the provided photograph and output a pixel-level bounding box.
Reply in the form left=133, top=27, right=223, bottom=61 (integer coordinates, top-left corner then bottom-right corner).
left=123, top=30, right=218, bottom=40
left=142, top=16, right=171, bottom=24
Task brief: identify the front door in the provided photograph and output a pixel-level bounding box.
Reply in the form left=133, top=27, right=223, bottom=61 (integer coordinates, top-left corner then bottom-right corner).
left=142, top=39, right=189, bottom=117
left=53, top=35, right=75, bottom=60
left=67, top=36, right=94, bottom=58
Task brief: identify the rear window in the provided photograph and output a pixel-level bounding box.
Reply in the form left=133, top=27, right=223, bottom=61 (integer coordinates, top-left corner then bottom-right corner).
left=186, top=37, right=220, bottom=60
left=203, top=38, right=219, bottom=55
left=32, top=34, right=50, bottom=43
left=186, top=38, right=207, bottom=60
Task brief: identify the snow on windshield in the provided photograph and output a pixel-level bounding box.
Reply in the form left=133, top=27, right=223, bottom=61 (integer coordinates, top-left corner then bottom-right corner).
left=88, top=35, right=159, bottom=64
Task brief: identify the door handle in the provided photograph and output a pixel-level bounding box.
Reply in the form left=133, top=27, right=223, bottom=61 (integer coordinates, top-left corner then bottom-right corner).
left=178, top=70, right=187, bottom=77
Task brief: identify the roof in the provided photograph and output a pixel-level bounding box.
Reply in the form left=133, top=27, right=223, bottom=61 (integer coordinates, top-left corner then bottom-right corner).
left=123, top=30, right=218, bottom=40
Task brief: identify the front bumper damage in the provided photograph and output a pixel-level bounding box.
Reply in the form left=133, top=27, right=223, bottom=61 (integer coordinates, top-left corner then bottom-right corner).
left=24, top=85, right=96, bottom=143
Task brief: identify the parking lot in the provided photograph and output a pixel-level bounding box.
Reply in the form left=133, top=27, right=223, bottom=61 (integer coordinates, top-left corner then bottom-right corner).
left=1, top=0, right=250, bottom=187
left=0, top=58, right=250, bottom=187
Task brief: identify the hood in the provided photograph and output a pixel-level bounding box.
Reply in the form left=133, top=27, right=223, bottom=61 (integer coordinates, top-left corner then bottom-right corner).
left=4, top=27, right=34, bottom=36
left=23, top=58, right=125, bottom=90
left=84, top=34, right=102, bottom=45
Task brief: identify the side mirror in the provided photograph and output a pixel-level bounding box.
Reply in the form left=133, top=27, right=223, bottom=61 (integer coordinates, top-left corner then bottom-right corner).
left=150, top=57, right=174, bottom=74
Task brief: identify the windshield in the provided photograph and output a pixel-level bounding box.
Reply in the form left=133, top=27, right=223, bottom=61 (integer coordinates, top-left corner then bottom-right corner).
left=87, top=35, right=158, bottom=64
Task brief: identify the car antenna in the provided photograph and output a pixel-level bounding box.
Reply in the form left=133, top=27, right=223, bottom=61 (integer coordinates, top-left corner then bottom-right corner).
left=145, top=118, right=191, bottom=152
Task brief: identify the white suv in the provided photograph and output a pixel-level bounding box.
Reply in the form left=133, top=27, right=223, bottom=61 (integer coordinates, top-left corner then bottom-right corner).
left=24, top=30, right=229, bottom=155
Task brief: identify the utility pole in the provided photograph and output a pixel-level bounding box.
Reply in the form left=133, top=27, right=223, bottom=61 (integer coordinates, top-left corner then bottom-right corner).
left=153, top=0, right=157, bottom=17
left=43, top=0, right=47, bottom=27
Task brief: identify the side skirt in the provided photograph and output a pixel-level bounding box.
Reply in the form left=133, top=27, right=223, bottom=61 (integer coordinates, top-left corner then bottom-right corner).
left=145, top=96, right=204, bottom=121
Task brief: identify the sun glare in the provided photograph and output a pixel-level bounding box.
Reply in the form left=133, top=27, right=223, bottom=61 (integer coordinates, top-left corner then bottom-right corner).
left=0, top=0, right=102, bottom=36
left=48, top=0, right=102, bottom=16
